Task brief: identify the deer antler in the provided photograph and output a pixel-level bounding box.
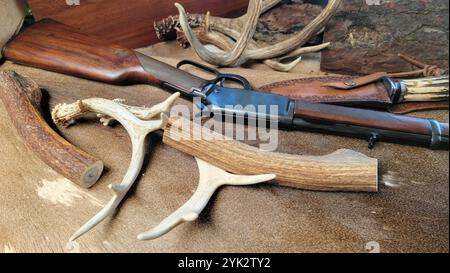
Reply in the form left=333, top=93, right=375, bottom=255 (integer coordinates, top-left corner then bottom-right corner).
left=180, top=19, right=330, bottom=72
left=157, top=0, right=282, bottom=43
left=137, top=158, right=275, bottom=240
left=52, top=93, right=180, bottom=241
left=264, top=42, right=330, bottom=72
left=52, top=93, right=276, bottom=242
left=52, top=93, right=378, bottom=241
left=175, top=0, right=262, bottom=66
left=174, top=0, right=341, bottom=69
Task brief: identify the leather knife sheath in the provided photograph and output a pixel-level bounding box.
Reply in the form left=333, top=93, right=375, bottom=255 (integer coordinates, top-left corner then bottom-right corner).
left=258, top=73, right=449, bottom=114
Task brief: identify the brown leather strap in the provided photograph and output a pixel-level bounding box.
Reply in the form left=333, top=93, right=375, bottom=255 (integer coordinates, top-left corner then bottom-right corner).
left=321, top=72, right=388, bottom=90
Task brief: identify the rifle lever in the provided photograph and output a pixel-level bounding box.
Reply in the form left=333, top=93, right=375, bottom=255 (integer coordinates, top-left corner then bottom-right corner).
left=177, top=60, right=252, bottom=90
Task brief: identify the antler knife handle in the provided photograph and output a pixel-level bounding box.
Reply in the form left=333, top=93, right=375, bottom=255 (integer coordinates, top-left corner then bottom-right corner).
left=163, top=118, right=378, bottom=192
left=0, top=71, right=103, bottom=188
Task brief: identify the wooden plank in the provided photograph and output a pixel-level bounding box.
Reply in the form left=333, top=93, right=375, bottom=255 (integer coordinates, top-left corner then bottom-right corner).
left=27, top=0, right=249, bottom=49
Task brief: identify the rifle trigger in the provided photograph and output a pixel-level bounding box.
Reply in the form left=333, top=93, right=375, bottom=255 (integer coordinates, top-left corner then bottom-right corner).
left=368, top=133, right=380, bottom=149
left=214, top=74, right=252, bottom=90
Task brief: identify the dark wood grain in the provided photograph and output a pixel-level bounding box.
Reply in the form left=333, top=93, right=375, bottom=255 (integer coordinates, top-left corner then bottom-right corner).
left=3, top=19, right=161, bottom=86
left=27, top=0, right=249, bottom=49
left=294, top=100, right=449, bottom=138
left=0, top=70, right=103, bottom=188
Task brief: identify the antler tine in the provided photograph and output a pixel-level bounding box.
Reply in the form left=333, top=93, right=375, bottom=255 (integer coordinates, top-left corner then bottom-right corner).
left=280, top=42, right=330, bottom=60
left=196, top=31, right=236, bottom=51
left=52, top=93, right=180, bottom=242
left=201, top=0, right=281, bottom=37
left=243, top=0, right=342, bottom=60
left=175, top=0, right=263, bottom=66
left=207, top=0, right=282, bottom=44
left=115, top=92, right=180, bottom=120
left=264, top=56, right=303, bottom=72
left=261, top=0, right=282, bottom=13
left=137, top=158, right=275, bottom=240
left=263, top=42, right=330, bottom=72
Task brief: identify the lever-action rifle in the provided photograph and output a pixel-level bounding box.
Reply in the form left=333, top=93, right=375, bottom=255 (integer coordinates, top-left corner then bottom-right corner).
left=3, top=19, right=448, bottom=149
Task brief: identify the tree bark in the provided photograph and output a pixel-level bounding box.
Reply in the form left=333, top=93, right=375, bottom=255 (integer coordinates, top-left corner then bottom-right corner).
left=321, top=0, right=449, bottom=75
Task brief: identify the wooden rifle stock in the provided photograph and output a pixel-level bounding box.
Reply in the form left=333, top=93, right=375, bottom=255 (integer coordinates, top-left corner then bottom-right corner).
left=3, top=20, right=159, bottom=85
left=3, top=19, right=205, bottom=92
